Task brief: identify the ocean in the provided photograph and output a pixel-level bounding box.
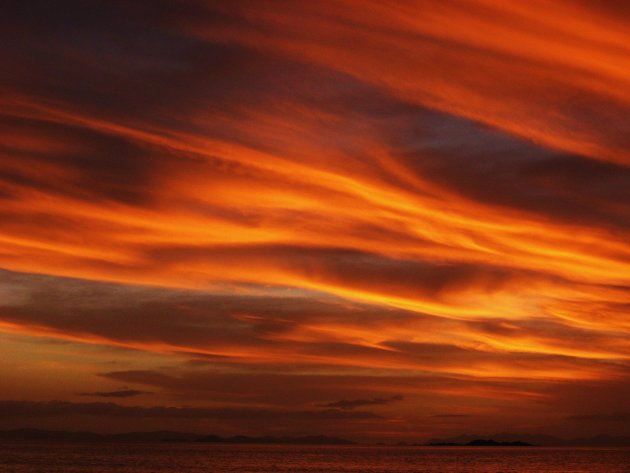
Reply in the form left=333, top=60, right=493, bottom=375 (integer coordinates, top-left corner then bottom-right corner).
left=1, top=443, right=629, bottom=472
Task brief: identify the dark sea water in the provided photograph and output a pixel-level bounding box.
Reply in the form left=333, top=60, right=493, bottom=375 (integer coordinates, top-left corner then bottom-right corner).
left=1, top=443, right=629, bottom=473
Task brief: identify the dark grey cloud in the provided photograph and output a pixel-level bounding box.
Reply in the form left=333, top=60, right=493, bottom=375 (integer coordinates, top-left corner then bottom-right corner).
left=318, top=395, right=403, bottom=410
left=0, top=268, right=431, bottom=353
left=386, top=98, right=630, bottom=230
left=0, top=263, right=528, bottom=358
left=144, top=243, right=538, bottom=301
left=0, top=400, right=380, bottom=421
left=99, top=369, right=402, bottom=408
left=78, top=390, right=151, bottom=398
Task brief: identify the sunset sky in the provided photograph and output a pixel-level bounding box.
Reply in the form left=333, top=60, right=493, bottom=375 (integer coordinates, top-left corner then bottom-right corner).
left=1, top=0, right=630, bottom=442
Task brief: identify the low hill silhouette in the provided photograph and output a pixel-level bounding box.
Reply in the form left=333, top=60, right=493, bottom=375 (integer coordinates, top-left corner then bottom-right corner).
left=0, top=429, right=353, bottom=445
left=0, top=429, right=201, bottom=442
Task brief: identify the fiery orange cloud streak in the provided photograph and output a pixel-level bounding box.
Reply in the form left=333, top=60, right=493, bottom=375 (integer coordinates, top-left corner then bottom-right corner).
left=189, top=0, right=630, bottom=164
left=0, top=318, right=618, bottom=382
left=2, top=97, right=630, bottom=343
left=3, top=97, right=630, bottom=284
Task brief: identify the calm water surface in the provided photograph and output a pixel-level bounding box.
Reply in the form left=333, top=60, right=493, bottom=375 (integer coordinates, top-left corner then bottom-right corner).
left=1, top=442, right=629, bottom=473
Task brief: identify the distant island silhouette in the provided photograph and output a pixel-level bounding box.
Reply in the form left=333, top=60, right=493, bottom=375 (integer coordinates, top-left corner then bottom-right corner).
left=426, top=433, right=630, bottom=447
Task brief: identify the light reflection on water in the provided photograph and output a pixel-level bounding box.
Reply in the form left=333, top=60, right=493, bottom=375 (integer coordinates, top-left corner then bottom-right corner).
left=1, top=443, right=629, bottom=473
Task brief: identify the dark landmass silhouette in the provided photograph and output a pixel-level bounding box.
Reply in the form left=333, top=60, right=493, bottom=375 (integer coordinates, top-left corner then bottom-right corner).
left=0, top=429, right=201, bottom=442
left=428, top=439, right=533, bottom=447
left=0, top=429, right=353, bottom=444
left=427, top=433, right=630, bottom=447
left=197, top=434, right=355, bottom=445
left=1, top=429, right=629, bottom=446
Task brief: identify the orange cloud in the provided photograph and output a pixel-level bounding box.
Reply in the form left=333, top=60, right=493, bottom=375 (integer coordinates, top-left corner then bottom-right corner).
left=0, top=0, right=629, bottom=440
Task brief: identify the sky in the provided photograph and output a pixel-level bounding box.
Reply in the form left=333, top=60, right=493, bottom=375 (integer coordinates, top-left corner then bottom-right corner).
left=0, top=0, right=629, bottom=442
